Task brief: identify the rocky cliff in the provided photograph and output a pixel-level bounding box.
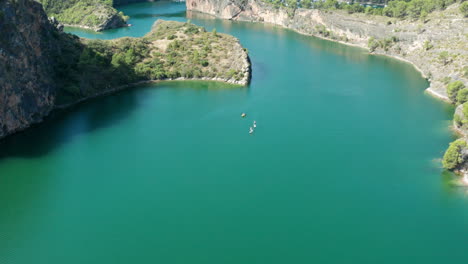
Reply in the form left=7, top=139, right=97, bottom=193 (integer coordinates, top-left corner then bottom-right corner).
left=0, top=0, right=59, bottom=138
left=187, top=0, right=467, bottom=101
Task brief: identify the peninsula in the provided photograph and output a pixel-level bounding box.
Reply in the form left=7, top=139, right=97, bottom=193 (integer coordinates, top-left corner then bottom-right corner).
left=0, top=0, right=250, bottom=139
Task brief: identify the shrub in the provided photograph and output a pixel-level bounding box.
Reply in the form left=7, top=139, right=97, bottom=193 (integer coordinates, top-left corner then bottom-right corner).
left=460, top=2, right=468, bottom=17
left=442, top=139, right=467, bottom=170
left=456, top=88, right=468, bottom=104
left=184, top=25, right=199, bottom=34
left=447, top=81, right=466, bottom=103
left=463, top=102, right=468, bottom=118
left=368, top=37, right=379, bottom=52
left=441, top=76, right=451, bottom=84
left=200, top=60, right=209, bottom=67
left=380, top=38, right=394, bottom=51
left=454, top=113, right=463, bottom=127
left=420, top=10, right=428, bottom=21
left=438, top=51, right=451, bottom=65
left=423, top=40, right=433, bottom=51
left=462, top=66, right=468, bottom=79
left=302, top=0, right=312, bottom=8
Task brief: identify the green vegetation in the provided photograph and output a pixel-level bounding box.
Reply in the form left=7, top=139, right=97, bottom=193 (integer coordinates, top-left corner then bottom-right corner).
left=261, top=0, right=460, bottom=20
left=442, top=138, right=467, bottom=170
left=438, top=51, right=451, bottom=65
left=447, top=80, right=466, bottom=103
left=54, top=21, right=247, bottom=104
left=423, top=40, right=433, bottom=51
left=462, top=102, right=468, bottom=119
left=367, top=36, right=399, bottom=52
left=462, top=66, right=468, bottom=79
left=454, top=113, right=463, bottom=127
left=460, top=1, right=468, bottom=17
left=456, top=88, right=468, bottom=104
left=368, top=37, right=379, bottom=52
left=37, top=0, right=126, bottom=29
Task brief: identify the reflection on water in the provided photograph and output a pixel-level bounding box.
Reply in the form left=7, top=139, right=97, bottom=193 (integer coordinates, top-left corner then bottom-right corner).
left=0, top=81, right=247, bottom=161
left=131, top=11, right=187, bottom=19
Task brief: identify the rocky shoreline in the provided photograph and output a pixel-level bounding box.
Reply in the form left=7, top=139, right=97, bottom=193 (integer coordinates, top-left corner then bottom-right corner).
left=186, top=0, right=467, bottom=101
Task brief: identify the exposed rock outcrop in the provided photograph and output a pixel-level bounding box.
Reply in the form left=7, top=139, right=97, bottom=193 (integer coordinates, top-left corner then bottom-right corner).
left=187, top=0, right=467, bottom=101
left=0, top=0, right=59, bottom=138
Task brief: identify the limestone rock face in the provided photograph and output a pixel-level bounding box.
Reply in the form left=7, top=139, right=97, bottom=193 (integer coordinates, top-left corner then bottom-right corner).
left=0, top=0, right=60, bottom=138
left=187, top=0, right=467, bottom=101
left=187, top=0, right=247, bottom=19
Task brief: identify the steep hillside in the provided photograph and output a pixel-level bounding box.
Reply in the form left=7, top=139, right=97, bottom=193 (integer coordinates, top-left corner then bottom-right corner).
left=0, top=0, right=60, bottom=138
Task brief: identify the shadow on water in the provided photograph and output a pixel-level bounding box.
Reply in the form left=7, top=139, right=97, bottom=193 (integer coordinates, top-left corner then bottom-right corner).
left=0, top=81, right=245, bottom=161
left=131, top=11, right=187, bottom=19
left=0, top=87, right=143, bottom=161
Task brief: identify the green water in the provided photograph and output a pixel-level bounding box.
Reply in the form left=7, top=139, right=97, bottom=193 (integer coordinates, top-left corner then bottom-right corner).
left=1, top=2, right=467, bottom=263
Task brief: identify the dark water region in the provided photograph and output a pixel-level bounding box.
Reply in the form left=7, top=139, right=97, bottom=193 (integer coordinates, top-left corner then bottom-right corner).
left=0, top=1, right=467, bottom=264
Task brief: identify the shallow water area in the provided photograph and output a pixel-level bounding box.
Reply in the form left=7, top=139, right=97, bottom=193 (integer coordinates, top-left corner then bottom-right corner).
left=0, top=1, right=467, bottom=264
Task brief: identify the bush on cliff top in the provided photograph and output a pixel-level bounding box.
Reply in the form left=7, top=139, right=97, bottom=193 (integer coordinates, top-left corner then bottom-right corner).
left=456, top=88, right=468, bottom=105
left=460, top=2, right=468, bottom=17
left=442, top=139, right=467, bottom=170
left=447, top=80, right=466, bottom=103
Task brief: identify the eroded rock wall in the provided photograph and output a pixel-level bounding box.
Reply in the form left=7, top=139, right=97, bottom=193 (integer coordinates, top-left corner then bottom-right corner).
left=187, top=0, right=468, bottom=101
left=0, top=0, right=59, bottom=138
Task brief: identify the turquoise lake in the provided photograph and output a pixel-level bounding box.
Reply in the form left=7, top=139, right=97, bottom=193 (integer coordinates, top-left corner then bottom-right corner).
left=0, top=1, right=467, bottom=263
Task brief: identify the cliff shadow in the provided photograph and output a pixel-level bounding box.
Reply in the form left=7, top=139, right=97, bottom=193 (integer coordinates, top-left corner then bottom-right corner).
left=0, top=85, right=148, bottom=161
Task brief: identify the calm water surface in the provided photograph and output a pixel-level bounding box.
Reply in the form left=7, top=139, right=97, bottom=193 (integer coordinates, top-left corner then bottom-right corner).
left=0, top=2, right=467, bottom=263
